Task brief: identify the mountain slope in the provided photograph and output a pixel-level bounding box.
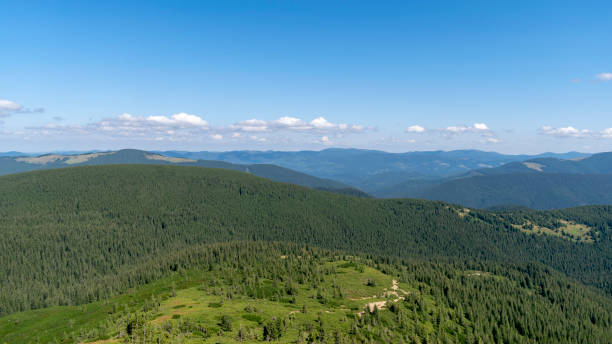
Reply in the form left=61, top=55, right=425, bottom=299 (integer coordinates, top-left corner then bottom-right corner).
left=0, top=165, right=610, bottom=318
left=0, top=149, right=367, bottom=196
left=2, top=242, right=611, bottom=344
left=375, top=152, right=612, bottom=209
left=410, top=173, right=612, bottom=209
left=470, top=151, right=612, bottom=176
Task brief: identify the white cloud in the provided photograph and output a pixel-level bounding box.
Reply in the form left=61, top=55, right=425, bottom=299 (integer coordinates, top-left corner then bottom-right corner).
left=27, top=112, right=210, bottom=142
left=147, top=112, right=208, bottom=127
left=0, top=99, right=44, bottom=117
left=540, top=126, right=612, bottom=139
left=118, top=113, right=136, bottom=121
left=540, top=126, right=592, bottom=138
left=0, top=100, right=22, bottom=114
left=595, top=73, right=612, bottom=81
left=230, top=116, right=367, bottom=134
left=433, top=122, right=500, bottom=143
left=98, top=112, right=209, bottom=135
left=310, top=117, right=335, bottom=129
left=442, top=123, right=492, bottom=135
left=405, top=125, right=426, bottom=133
left=23, top=112, right=367, bottom=145
left=272, top=116, right=310, bottom=130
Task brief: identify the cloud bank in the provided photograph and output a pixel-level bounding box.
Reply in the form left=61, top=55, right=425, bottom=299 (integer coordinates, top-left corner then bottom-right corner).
left=24, top=112, right=369, bottom=146
left=230, top=116, right=365, bottom=133
left=540, top=126, right=612, bottom=139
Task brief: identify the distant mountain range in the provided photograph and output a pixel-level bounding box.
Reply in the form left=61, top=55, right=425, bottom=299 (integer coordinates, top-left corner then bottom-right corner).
left=0, top=149, right=368, bottom=197
left=159, top=149, right=589, bottom=192
left=159, top=148, right=612, bottom=210
left=467, top=153, right=611, bottom=176
left=3, top=148, right=612, bottom=209
left=376, top=152, right=612, bottom=209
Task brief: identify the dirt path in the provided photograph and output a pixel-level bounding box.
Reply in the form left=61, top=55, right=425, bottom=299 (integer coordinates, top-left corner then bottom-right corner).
left=357, top=280, right=409, bottom=317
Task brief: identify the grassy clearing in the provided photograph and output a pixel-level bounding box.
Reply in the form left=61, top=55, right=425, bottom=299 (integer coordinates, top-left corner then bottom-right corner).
left=130, top=261, right=402, bottom=343
left=514, top=219, right=595, bottom=243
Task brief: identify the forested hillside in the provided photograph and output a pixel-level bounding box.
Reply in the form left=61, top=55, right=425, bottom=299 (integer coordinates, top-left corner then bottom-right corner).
left=0, top=165, right=611, bottom=320
left=407, top=173, right=612, bottom=209
left=2, top=242, right=611, bottom=343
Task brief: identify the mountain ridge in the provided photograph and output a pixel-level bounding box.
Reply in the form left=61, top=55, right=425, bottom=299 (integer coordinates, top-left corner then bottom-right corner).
left=374, top=152, right=612, bottom=209
left=0, top=149, right=368, bottom=197
left=160, top=148, right=591, bottom=192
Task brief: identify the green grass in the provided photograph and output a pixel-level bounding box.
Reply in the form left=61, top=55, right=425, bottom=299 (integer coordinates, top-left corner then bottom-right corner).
left=0, top=272, right=194, bottom=344
left=513, top=219, right=596, bottom=243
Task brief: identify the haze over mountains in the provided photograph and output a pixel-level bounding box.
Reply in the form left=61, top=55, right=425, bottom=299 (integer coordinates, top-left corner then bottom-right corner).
left=163, top=149, right=612, bottom=209
left=0, top=149, right=367, bottom=197
left=384, top=152, right=612, bottom=209
left=160, top=149, right=588, bottom=191
left=2, top=148, right=612, bottom=209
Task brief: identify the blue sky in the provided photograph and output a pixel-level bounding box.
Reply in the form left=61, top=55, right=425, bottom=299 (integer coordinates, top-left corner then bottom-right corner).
left=1, top=0, right=611, bottom=153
